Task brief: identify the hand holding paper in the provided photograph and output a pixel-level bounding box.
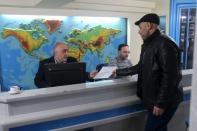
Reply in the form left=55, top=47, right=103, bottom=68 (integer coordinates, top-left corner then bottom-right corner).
left=94, top=66, right=117, bottom=79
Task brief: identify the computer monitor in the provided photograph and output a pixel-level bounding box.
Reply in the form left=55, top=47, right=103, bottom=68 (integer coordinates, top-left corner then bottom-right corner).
left=44, top=62, right=86, bottom=87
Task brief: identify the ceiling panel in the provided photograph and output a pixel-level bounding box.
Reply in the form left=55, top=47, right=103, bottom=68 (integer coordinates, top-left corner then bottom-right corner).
left=0, top=0, right=42, bottom=6
left=0, top=0, right=156, bottom=9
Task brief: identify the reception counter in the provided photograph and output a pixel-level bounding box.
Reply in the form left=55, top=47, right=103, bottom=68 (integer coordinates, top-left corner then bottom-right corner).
left=0, top=70, right=192, bottom=131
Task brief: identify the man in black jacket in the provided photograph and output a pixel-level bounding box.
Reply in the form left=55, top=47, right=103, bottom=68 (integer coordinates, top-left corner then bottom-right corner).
left=116, top=13, right=183, bottom=131
left=34, top=42, right=77, bottom=88
left=34, top=42, right=97, bottom=88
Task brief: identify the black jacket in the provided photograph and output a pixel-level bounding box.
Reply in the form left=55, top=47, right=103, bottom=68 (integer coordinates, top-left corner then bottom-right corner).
left=34, top=56, right=77, bottom=88
left=117, top=29, right=183, bottom=110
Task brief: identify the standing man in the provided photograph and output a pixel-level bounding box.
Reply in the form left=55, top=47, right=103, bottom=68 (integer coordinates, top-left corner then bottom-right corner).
left=34, top=42, right=77, bottom=88
left=109, top=43, right=133, bottom=69
left=116, top=13, right=183, bottom=131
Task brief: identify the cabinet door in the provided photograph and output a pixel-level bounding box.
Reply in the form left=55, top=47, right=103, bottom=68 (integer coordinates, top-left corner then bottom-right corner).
left=170, top=0, right=196, bottom=70
left=178, top=6, right=196, bottom=69
left=179, top=8, right=189, bottom=69
left=187, top=8, right=196, bottom=69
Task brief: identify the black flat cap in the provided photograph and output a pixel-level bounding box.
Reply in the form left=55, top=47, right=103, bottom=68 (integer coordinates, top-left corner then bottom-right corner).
left=135, top=13, right=160, bottom=25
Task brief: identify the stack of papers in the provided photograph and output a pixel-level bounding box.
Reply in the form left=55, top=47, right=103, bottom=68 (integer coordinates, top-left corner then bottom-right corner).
left=94, top=66, right=117, bottom=79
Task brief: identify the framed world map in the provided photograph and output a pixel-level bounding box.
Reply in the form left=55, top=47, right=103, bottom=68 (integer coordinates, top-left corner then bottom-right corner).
left=0, top=15, right=127, bottom=91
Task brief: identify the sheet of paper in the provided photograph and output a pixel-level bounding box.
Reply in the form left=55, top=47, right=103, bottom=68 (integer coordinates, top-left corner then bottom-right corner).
left=94, top=66, right=117, bottom=79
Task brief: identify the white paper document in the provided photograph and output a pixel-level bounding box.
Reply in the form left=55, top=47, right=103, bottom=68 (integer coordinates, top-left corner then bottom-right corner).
left=94, top=66, right=117, bottom=79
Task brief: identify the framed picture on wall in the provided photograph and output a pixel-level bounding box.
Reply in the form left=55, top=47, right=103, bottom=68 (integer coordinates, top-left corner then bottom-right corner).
left=159, top=15, right=166, bottom=34
left=0, top=15, right=127, bottom=91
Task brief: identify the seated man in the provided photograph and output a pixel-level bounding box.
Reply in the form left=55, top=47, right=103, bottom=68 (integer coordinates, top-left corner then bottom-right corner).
left=92, top=44, right=132, bottom=79
left=34, top=42, right=97, bottom=88
left=109, top=43, right=133, bottom=69
left=34, top=42, right=77, bottom=88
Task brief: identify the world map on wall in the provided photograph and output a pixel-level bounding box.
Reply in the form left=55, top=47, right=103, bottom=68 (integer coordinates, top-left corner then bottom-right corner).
left=0, top=15, right=127, bottom=91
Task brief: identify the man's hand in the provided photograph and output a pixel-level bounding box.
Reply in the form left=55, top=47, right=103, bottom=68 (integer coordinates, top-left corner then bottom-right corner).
left=111, top=69, right=117, bottom=78
left=153, top=106, right=165, bottom=116
left=89, top=70, right=98, bottom=78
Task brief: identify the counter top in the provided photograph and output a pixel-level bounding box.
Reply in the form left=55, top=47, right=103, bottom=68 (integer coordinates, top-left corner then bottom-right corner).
left=0, top=76, right=137, bottom=103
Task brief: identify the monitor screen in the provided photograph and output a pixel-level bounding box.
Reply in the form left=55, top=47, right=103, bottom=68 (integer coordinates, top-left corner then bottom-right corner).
left=44, top=62, right=86, bottom=87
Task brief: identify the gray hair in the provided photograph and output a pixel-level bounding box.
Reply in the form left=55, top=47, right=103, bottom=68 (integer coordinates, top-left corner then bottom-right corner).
left=53, top=42, right=68, bottom=55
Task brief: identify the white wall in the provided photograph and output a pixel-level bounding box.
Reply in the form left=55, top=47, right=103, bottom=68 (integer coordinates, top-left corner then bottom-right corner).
left=189, top=10, right=197, bottom=131
left=152, top=0, right=170, bottom=35
left=128, top=13, right=144, bottom=64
